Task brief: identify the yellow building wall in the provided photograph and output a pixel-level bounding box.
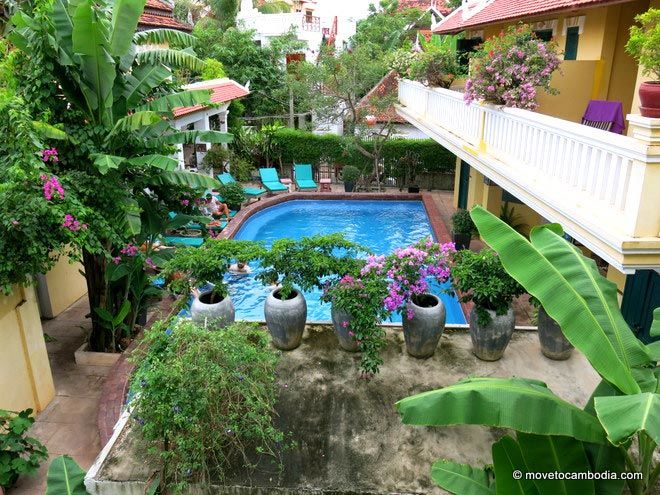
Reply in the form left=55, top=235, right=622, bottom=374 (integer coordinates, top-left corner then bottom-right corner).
left=42, top=254, right=87, bottom=318
left=0, top=286, right=55, bottom=413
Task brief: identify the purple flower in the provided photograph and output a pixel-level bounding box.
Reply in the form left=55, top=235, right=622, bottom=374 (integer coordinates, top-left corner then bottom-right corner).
left=341, top=320, right=349, bottom=328
left=120, top=243, right=139, bottom=256
left=62, top=214, right=82, bottom=232
left=145, top=257, right=157, bottom=270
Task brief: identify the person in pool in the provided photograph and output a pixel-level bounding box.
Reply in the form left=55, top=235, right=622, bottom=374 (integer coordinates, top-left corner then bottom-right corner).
left=228, top=260, right=252, bottom=274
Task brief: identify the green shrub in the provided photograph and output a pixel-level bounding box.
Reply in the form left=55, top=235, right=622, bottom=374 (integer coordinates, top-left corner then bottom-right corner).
left=0, top=409, right=48, bottom=489
left=341, top=165, right=361, bottom=183
left=202, top=144, right=230, bottom=171
left=218, top=181, right=246, bottom=208
left=131, top=320, right=287, bottom=493
left=450, top=209, right=475, bottom=235
left=451, top=248, right=525, bottom=325
left=626, top=8, right=660, bottom=80
left=230, top=156, right=255, bottom=181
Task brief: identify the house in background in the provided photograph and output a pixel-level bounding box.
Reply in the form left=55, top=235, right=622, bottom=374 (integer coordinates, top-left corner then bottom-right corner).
left=138, top=0, right=192, bottom=33
left=397, top=0, right=660, bottom=340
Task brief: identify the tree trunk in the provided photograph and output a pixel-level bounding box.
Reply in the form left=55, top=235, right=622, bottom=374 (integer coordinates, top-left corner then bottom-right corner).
left=82, top=249, right=109, bottom=352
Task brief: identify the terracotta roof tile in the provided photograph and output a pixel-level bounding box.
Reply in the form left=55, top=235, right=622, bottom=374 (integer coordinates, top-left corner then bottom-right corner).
left=173, top=80, right=250, bottom=118
left=434, top=0, right=631, bottom=33
left=356, top=71, right=407, bottom=124
left=145, top=0, right=172, bottom=11
left=138, top=12, right=193, bottom=31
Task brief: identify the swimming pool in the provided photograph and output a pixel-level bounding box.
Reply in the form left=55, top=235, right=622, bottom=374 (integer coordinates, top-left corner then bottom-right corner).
left=227, top=200, right=466, bottom=324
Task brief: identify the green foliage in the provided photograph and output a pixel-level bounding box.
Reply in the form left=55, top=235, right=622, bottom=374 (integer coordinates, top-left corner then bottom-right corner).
left=218, top=181, right=247, bottom=207
left=162, top=239, right=265, bottom=298
left=626, top=8, right=660, bottom=80
left=257, top=234, right=368, bottom=299
left=257, top=0, right=291, bottom=13
left=271, top=128, right=455, bottom=177
left=450, top=209, right=475, bottom=235
left=131, top=320, right=288, bottom=492
left=410, top=47, right=462, bottom=88
left=499, top=202, right=528, bottom=234
left=451, top=248, right=525, bottom=325
left=341, top=165, right=361, bottom=183
left=201, top=58, right=226, bottom=80
left=202, top=144, right=231, bottom=172
left=0, top=409, right=48, bottom=489
left=45, top=455, right=88, bottom=495
left=397, top=208, right=659, bottom=495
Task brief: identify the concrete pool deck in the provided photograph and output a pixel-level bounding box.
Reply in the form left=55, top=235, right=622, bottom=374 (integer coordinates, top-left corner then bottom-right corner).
left=87, top=326, right=599, bottom=495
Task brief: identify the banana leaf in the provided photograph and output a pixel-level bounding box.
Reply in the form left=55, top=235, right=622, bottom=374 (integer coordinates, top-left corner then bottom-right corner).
left=516, top=433, right=595, bottom=495
left=595, top=393, right=660, bottom=445
left=154, top=130, right=234, bottom=145
left=113, top=111, right=162, bottom=132
left=128, top=155, right=178, bottom=171
left=135, top=89, right=212, bottom=113
left=583, top=441, right=626, bottom=495
left=45, top=455, right=87, bottom=495
left=108, top=0, right=145, bottom=56
left=470, top=206, right=640, bottom=395
left=430, top=460, right=495, bottom=495
left=492, top=436, right=538, bottom=495
left=136, top=48, right=204, bottom=72
left=91, top=153, right=124, bottom=174
left=122, top=64, right=171, bottom=109
left=151, top=170, right=221, bottom=190
left=133, top=28, right=195, bottom=47
left=396, top=377, right=607, bottom=444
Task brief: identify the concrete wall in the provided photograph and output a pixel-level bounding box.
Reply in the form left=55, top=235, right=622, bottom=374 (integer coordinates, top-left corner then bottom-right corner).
left=0, top=286, right=55, bottom=413
left=39, top=254, right=87, bottom=318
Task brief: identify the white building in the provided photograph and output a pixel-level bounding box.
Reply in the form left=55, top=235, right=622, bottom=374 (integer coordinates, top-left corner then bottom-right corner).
left=236, top=0, right=361, bottom=61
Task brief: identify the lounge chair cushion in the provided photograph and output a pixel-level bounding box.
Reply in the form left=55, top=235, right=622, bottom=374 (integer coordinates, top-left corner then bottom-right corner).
left=296, top=179, right=317, bottom=190
left=263, top=181, right=288, bottom=192
left=244, top=187, right=266, bottom=196
left=164, top=236, right=204, bottom=247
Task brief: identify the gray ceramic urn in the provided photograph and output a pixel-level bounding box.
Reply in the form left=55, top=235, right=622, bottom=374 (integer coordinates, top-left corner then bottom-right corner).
left=402, top=294, right=446, bottom=358
left=537, top=306, right=573, bottom=360
left=264, top=288, right=307, bottom=350
left=330, top=305, right=359, bottom=352
left=469, top=306, right=514, bottom=361
left=190, top=289, right=235, bottom=328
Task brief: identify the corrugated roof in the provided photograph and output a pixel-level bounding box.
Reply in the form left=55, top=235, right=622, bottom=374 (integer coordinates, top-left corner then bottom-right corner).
left=356, top=71, right=407, bottom=124
left=434, top=0, right=630, bottom=33
left=173, top=79, right=250, bottom=118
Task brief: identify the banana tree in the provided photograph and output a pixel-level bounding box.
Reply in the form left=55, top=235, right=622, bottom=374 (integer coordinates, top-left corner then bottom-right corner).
left=397, top=206, right=659, bottom=495
left=8, top=0, right=233, bottom=351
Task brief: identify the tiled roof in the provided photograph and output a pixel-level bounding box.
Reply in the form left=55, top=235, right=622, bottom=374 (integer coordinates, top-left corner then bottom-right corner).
left=398, top=0, right=453, bottom=16
left=434, top=0, right=629, bottom=33
left=173, top=79, right=250, bottom=118
left=356, top=71, right=407, bottom=124
left=138, top=0, right=193, bottom=32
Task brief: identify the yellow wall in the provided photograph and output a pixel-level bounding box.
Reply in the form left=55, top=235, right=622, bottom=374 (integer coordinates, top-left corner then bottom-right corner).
left=0, top=286, right=55, bottom=413
left=41, top=254, right=87, bottom=318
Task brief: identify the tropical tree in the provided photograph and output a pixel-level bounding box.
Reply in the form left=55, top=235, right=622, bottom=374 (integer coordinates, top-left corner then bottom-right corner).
left=8, top=0, right=231, bottom=351
left=397, top=207, right=659, bottom=495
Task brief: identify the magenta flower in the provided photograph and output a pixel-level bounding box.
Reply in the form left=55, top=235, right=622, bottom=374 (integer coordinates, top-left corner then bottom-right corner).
left=42, top=175, right=65, bottom=201
left=42, top=148, right=59, bottom=163
left=181, top=199, right=190, bottom=207
left=11, top=220, right=19, bottom=226
left=112, top=256, right=122, bottom=265
left=341, top=320, right=349, bottom=328
left=120, top=244, right=139, bottom=256
left=62, top=214, right=82, bottom=232
left=145, top=257, right=158, bottom=270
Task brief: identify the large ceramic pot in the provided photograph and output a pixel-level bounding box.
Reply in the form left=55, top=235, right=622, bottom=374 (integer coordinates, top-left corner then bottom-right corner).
left=469, top=306, right=514, bottom=361
left=639, top=81, right=660, bottom=118
left=264, top=288, right=307, bottom=350
left=191, top=289, right=235, bottom=327
left=452, top=232, right=471, bottom=251
left=537, top=307, right=573, bottom=360
left=344, top=182, right=355, bottom=192
left=403, top=294, right=446, bottom=358
left=330, top=305, right=359, bottom=352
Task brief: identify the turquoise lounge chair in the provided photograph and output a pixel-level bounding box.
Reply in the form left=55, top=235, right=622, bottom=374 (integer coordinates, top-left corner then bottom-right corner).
left=217, top=173, right=266, bottom=198
left=259, top=168, right=288, bottom=193
left=164, top=236, right=204, bottom=248
left=294, top=164, right=318, bottom=191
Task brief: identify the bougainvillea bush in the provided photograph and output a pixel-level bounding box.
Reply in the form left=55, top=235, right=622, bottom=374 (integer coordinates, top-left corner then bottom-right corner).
left=464, top=24, right=561, bottom=110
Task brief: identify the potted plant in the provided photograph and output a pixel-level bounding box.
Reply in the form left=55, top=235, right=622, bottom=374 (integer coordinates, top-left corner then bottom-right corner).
left=321, top=270, right=390, bottom=377
left=161, top=239, right=263, bottom=326
left=626, top=8, right=660, bottom=117
left=341, top=165, right=360, bottom=192
left=531, top=298, right=573, bottom=360
left=451, top=248, right=525, bottom=360
left=410, top=47, right=460, bottom=89
left=450, top=209, right=475, bottom=250
left=257, top=234, right=365, bottom=350
left=463, top=24, right=561, bottom=110
left=369, top=239, right=455, bottom=359
left=217, top=181, right=246, bottom=211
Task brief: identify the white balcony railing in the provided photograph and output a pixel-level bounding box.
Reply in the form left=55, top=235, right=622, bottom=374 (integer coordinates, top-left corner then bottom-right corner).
left=397, top=79, right=659, bottom=243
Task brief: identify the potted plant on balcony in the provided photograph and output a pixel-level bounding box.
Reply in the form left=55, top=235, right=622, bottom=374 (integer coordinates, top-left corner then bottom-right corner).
left=257, top=234, right=365, bottom=350
left=162, top=239, right=264, bottom=326
left=341, top=165, right=360, bottom=192
left=451, top=248, right=525, bottom=360
left=626, top=8, right=660, bottom=117
left=217, top=181, right=246, bottom=211
left=372, top=239, right=456, bottom=359
left=410, top=47, right=460, bottom=89
left=450, top=209, right=475, bottom=250
left=464, top=24, right=561, bottom=111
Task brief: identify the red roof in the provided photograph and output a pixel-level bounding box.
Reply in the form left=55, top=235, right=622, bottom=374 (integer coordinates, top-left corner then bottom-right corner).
left=434, top=0, right=630, bottom=33
left=138, top=0, right=192, bottom=32
left=173, top=79, right=250, bottom=118
left=356, top=71, right=407, bottom=124
left=399, top=0, right=453, bottom=16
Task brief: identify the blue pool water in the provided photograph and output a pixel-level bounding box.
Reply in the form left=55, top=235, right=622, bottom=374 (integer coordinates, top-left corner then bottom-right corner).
left=226, top=200, right=466, bottom=324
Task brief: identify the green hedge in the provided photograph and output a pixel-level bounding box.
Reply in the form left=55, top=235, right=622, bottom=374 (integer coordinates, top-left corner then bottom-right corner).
left=272, top=128, right=455, bottom=175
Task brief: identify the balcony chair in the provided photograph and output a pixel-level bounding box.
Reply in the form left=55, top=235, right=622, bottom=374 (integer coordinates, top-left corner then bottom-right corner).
left=259, top=168, right=289, bottom=193
left=217, top=172, right=267, bottom=199
left=293, top=164, right=318, bottom=191
left=581, top=100, right=625, bottom=134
